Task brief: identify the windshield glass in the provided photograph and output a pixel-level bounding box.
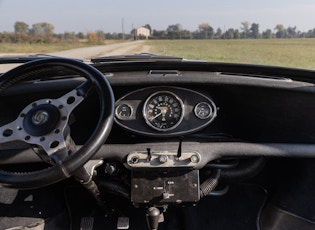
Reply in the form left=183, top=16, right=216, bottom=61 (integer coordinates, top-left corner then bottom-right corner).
left=1, top=0, right=315, bottom=69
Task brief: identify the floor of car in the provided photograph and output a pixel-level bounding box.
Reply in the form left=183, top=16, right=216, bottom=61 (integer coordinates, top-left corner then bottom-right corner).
left=0, top=183, right=70, bottom=230
left=3, top=158, right=315, bottom=230
left=0, top=180, right=266, bottom=230
left=260, top=203, right=315, bottom=230
left=0, top=159, right=315, bottom=230
left=65, top=182, right=266, bottom=230
left=259, top=158, right=315, bottom=230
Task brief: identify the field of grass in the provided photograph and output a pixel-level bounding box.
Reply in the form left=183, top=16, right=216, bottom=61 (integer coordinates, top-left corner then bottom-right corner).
left=148, top=39, right=315, bottom=70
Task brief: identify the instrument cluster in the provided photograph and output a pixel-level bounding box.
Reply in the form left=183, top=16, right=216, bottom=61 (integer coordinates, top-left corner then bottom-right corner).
left=114, top=86, right=217, bottom=137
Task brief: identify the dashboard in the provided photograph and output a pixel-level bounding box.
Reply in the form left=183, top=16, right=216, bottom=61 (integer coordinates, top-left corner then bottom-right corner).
left=3, top=60, right=315, bottom=167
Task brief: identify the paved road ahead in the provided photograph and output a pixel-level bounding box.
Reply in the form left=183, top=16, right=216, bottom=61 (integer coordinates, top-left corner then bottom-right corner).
left=0, top=40, right=148, bottom=72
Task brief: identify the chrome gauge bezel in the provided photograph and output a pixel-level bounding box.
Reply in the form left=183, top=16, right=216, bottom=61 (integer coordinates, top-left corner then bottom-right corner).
left=142, top=91, right=184, bottom=132
left=194, top=102, right=213, bottom=119
left=115, top=103, right=133, bottom=120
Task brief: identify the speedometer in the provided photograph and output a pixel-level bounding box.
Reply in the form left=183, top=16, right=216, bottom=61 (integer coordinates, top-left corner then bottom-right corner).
left=143, top=91, right=184, bottom=131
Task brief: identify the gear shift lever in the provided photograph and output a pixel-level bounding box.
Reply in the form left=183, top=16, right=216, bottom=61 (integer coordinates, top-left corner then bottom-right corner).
left=146, top=207, right=163, bottom=230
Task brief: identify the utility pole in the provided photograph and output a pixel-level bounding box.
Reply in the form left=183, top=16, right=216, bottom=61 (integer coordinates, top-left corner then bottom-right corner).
left=122, top=18, right=125, bottom=40
left=132, top=23, right=135, bottom=40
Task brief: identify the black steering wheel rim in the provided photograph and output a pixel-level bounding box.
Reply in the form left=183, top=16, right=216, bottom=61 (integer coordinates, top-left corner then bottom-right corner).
left=0, top=58, right=114, bottom=189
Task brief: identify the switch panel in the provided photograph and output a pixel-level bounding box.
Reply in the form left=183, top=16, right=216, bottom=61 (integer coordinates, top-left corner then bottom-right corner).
left=127, top=151, right=201, bottom=168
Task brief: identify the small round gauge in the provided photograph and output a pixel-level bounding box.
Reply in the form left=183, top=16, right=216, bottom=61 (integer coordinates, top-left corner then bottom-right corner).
left=115, top=104, right=133, bottom=120
left=143, top=91, right=184, bottom=131
left=194, top=102, right=213, bottom=119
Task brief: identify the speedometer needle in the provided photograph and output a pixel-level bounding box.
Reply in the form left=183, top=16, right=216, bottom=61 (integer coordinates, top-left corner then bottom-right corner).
left=149, top=112, right=162, bottom=121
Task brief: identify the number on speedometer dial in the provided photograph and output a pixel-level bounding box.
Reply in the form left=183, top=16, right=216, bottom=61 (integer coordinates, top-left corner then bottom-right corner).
left=143, top=91, right=184, bottom=131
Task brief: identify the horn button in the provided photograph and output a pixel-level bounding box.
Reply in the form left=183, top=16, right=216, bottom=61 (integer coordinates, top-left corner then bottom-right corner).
left=23, top=104, right=61, bottom=136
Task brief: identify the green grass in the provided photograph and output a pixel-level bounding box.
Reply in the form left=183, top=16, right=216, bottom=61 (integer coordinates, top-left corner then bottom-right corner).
left=148, top=39, right=315, bottom=70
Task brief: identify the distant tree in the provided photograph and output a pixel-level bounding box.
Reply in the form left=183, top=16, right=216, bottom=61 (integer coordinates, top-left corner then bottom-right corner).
left=250, top=23, right=260, bottom=38
left=62, top=31, right=77, bottom=42
left=14, top=21, right=29, bottom=34
left=287, top=26, right=297, bottom=38
left=166, top=24, right=182, bottom=39
left=116, top=33, right=125, bottom=39
left=95, top=30, right=105, bottom=43
left=30, top=22, right=54, bottom=36
left=274, top=24, right=286, bottom=38
left=152, top=29, right=167, bottom=39
left=305, top=29, right=315, bottom=38
left=87, top=32, right=97, bottom=42
left=262, top=29, right=273, bottom=39
left=224, top=28, right=235, bottom=39
left=183, top=30, right=193, bottom=39
left=198, top=23, right=214, bottom=39
left=27, top=22, right=55, bottom=43
left=105, top=32, right=113, bottom=39
left=214, top=28, right=222, bottom=39
left=296, top=30, right=303, bottom=38
left=240, top=21, right=250, bottom=38
left=234, top=29, right=241, bottom=39
left=76, top=32, right=85, bottom=40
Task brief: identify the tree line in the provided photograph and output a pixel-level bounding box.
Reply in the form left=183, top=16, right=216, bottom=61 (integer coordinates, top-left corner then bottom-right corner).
left=0, top=21, right=130, bottom=44
left=1, top=21, right=315, bottom=44
left=151, top=22, right=315, bottom=39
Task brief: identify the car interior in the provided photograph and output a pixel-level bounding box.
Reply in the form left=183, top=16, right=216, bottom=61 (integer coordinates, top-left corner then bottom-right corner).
left=1, top=54, right=315, bottom=230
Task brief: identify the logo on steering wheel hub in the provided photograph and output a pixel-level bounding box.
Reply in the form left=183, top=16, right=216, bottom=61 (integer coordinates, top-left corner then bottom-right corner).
left=32, top=110, right=49, bottom=125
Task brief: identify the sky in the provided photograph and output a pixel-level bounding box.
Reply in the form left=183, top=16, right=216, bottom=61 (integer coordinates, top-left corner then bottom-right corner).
left=1, top=0, right=315, bottom=34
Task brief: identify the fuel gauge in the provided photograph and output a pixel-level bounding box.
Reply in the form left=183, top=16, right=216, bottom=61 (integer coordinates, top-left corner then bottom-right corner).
left=194, top=102, right=213, bottom=119
left=115, top=104, right=133, bottom=120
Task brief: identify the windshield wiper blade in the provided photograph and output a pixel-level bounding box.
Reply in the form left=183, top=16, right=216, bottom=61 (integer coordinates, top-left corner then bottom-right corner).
left=91, top=53, right=183, bottom=63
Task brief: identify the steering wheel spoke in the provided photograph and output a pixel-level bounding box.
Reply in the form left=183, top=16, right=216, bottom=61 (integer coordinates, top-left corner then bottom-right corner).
left=0, top=119, right=66, bottom=153
left=56, top=88, right=85, bottom=116
left=0, top=119, right=23, bottom=143
left=76, top=80, right=94, bottom=98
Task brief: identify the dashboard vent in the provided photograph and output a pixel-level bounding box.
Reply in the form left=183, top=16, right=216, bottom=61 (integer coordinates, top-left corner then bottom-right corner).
left=148, top=70, right=181, bottom=77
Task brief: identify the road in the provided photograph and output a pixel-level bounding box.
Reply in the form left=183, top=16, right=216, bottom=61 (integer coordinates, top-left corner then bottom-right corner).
left=49, top=40, right=149, bottom=59
left=0, top=40, right=150, bottom=72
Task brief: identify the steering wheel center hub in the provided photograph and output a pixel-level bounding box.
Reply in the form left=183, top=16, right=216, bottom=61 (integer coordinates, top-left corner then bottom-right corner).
left=23, top=104, right=61, bottom=136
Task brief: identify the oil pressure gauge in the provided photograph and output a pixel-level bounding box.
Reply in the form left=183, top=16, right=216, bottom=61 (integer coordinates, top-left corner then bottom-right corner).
left=115, top=104, right=133, bottom=120
left=194, top=102, right=213, bottom=119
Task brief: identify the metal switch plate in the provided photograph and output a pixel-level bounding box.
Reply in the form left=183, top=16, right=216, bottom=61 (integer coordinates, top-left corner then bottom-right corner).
left=127, top=151, right=201, bottom=168
left=131, top=170, right=200, bottom=205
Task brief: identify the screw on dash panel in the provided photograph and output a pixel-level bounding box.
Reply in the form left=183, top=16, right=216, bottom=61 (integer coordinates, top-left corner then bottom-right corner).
left=158, top=155, right=168, bottom=164
left=131, top=156, right=139, bottom=164
left=190, top=154, right=200, bottom=163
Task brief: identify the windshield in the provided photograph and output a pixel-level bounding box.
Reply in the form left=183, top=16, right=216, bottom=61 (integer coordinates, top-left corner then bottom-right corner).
left=1, top=0, right=315, bottom=69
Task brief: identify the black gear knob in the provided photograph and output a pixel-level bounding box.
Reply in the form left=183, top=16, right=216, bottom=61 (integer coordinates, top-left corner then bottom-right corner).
left=146, top=207, right=161, bottom=230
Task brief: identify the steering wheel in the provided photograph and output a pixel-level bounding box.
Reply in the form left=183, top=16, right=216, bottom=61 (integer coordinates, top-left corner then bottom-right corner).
left=0, top=58, right=114, bottom=189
